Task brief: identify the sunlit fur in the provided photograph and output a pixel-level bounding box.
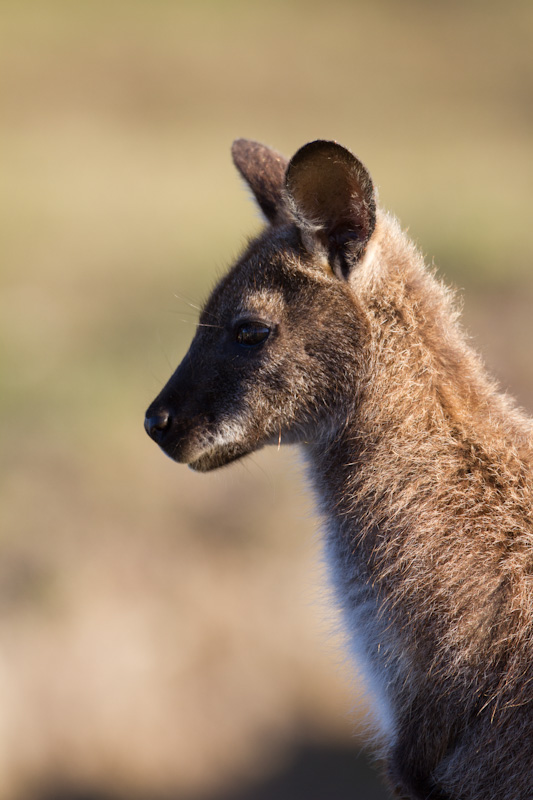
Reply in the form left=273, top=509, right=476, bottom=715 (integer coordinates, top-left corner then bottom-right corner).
left=145, top=140, right=533, bottom=800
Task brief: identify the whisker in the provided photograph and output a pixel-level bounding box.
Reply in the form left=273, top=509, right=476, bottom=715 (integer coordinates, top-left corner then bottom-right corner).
left=173, top=291, right=221, bottom=323
left=164, top=308, right=223, bottom=329
left=173, top=292, right=203, bottom=313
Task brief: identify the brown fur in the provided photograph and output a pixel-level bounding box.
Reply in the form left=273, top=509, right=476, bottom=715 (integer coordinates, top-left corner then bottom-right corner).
left=145, top=140, right=533, bottom=799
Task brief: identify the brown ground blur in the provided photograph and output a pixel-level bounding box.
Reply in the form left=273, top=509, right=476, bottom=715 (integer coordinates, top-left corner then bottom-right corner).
left=1, top=2, right=532, bottom=798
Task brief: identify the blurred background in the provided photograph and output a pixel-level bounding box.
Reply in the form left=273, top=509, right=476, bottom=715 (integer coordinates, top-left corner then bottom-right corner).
left=1, top=1, right=532, bottom=798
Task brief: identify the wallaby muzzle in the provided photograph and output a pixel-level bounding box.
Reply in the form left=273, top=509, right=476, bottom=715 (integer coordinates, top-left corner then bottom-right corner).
left=144, top=350, right=200, bottom=462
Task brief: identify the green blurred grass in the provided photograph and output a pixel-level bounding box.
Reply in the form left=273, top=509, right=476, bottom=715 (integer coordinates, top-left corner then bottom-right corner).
left=0, top=1, right=532, bottom=798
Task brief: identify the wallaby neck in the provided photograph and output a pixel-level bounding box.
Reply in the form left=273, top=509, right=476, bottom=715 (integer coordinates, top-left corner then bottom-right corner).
left=301, top=254, right=532, bottom=653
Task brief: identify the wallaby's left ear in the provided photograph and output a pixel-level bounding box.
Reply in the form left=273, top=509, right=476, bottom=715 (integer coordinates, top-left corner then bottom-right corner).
left=285, top=140, right=376, bottom=279
left=231, top=139, right=289, bottom=225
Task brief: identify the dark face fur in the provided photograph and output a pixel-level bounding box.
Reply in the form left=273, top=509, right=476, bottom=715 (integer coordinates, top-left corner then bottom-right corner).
left=144, top=139, right=375, bottom=471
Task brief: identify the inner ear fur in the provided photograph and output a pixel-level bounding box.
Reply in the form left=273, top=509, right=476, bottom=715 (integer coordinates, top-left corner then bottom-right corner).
left=231, top=139, right=289, bottom=225
left=285, top=140, right=376, bottom=278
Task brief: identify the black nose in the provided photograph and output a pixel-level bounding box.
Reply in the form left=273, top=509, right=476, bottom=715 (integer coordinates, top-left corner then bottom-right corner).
left=144, top=408, right=171, bottom=442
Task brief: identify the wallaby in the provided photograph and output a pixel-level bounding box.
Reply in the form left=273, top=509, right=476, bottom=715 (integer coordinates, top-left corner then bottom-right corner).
left=144, top=139, right=533, bottom=799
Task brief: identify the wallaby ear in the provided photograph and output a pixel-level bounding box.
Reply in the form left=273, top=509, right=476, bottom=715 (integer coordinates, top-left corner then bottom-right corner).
left=231, top=139, right=288, bottom=225
left=285, top=140, right=376, bottom=279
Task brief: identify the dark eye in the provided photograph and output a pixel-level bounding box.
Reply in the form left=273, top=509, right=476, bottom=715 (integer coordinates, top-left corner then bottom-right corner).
left=235, top=321, right=271, bottom=347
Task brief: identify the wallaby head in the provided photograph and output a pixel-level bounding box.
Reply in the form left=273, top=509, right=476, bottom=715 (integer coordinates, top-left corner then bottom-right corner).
left=145, top=139, right=377, bottom=471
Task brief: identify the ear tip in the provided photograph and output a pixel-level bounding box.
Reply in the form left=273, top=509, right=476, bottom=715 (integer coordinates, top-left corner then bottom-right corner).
left=295, top=139, right=344, bottom=154
left=231, top=138, right=251, bottom=155
left=231, top=138, right=288, bottom=173
left=288, top=140, right=358, bottom=171
left=287, top=140, right=373, bottom=195
left=231, top=138, right=255, bottom=169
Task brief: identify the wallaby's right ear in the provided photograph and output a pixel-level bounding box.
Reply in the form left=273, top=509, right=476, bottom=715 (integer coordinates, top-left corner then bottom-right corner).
left=285, top=140, right=376, bottom=280
left=231, top=139, right=288, bottom=225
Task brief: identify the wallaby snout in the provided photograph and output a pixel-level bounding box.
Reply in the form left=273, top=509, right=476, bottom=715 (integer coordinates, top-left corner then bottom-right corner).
left=144, top=394, right=194, bottom=463
left=144, top=351, right=201, bottom=462
left=144, top=407, right=170, bottom=443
